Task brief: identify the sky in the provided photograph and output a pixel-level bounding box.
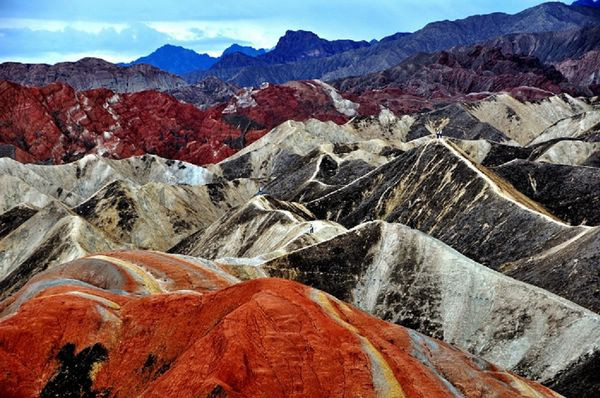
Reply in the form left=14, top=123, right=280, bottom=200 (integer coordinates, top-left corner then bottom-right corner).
left=0, top=0, right=569, bottom=64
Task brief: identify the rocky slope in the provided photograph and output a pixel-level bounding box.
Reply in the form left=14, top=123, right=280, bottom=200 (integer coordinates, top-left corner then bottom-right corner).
left=0, top=57, right=187, bottom=92
left=189, top=118, right=600, bottom=313
left=1, top=112, right=599, bottom=395
left=171, top=195, right=348, bottom=264
left=0, top=252, right=563, bottom=398
left=334, top=45, right=571, bottom=97
left=334, top=44, right=600, bottom=116
left=209, top=118, right=600, bottom=311
left=464, top=92, right=597, bottom=145
left=165, top=76, right=238, bottom=109
left=494, top=160, right=600, bottom=225
left=0, top=57, right=240, bottom=108
left=486, top=25, right=600, bottom=64
left=176, top=205, right=600, bottom=395
left=529, top=109, right=600, bottom=145
left=300, top=140, right=599, bottom=310
left=3, top=70, right=597, bottom=166
left=483, top=26, right=600, bottom=93
left=0, top=154, right=215, bottom=210
left=355, top=92, right=598, bottom=146
left=555, top=49, right=600, bottom=89
left=532, top=139, right=600, bottom=166
left=2, top=3, right=600, bottom=396
left=0, top=154, right=258, bottom=300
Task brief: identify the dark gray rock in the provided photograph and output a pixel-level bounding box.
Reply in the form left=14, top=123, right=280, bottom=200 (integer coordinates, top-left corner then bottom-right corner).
left=494, top=159, right=600, bottom=225
left=303, top=140, right=600, bottom=312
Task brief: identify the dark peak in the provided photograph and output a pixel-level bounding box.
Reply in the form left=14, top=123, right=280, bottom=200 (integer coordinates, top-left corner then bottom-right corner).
left=153, top=44, right=204, bottom=56
left=282, top=30, right=321, bottom=40
left=210, top=51, right=267, bottom=70
left=274, top=30, right=322, bottom=48
left=221, top=52, right=259, bottom=61
left=380, top=32, right=411, bottom=42
left=125, top=43, right=217, bottom=75
left=264, top=29, right=369, bottom=63
left=158, top=44, right=185, bottom=50
left=222, top=44, right=266, bottom=57
left=225, top=44, right=245, bottom=50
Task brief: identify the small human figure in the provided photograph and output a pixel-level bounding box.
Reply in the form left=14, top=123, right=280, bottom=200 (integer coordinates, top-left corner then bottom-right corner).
left=309, top=224, right=314, bottom=234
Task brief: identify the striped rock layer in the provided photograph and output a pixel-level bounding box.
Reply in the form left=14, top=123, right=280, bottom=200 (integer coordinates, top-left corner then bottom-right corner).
left=0, top=251, right=561, bottom=398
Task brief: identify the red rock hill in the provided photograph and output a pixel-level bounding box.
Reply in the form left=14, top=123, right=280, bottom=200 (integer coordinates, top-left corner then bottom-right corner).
left=0, top=80, right=356, bottom=165
left=0, top=251, right=561, bottom=398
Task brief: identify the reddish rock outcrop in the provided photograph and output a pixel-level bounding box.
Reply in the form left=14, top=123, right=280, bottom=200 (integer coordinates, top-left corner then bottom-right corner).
left=0, top=80, right=358, bottom=165
left=0, top=251, right=561, bottom=398
left=0, top=80, right=243, bottom=164
left=554, top=50, right=600, bottom=93
left=222, top=81, right=351, bottom=127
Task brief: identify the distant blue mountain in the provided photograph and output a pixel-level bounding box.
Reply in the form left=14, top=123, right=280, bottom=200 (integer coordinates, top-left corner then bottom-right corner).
left=123, top=44, right=218, bottom=76
left=185, top=2, right=600, bottom=87
left=211, top=52, right=268, bottom=70
left=196, top=30, right=371, bottom=78
left=222, top=44, right=267, bottom=57
left=259, top=30, right=371, bottom=64
left=573, top=0, right=600, bottom=8
left=127, top=31, right=370, bottom=77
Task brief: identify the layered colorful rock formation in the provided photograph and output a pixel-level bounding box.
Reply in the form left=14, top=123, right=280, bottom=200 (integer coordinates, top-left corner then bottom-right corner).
left=0, top=79, right=361, bottom=165
left=1, top=101, right=599, bottom=396
left=0, top=154, right=259, bottom=301
left=335, top=45, right=577, bottom=115
left=0, top=251, right=562, bottom=398
left=0, top=80, right=236, bottom=164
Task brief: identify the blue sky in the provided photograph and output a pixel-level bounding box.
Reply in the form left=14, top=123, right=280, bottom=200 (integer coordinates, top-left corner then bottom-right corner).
left=0, top=0, right=568, bottom=64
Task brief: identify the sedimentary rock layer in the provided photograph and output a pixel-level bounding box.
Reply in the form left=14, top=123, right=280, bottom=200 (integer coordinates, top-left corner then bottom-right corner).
left=0, top=252, right=561, bottom=398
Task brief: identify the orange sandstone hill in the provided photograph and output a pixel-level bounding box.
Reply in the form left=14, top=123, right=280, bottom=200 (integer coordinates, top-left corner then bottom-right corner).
left=0, top=251, right=561, bottom=398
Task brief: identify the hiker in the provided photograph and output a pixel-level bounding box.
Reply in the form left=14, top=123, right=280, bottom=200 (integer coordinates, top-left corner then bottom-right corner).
left=309, top=224, right=314, bottom=234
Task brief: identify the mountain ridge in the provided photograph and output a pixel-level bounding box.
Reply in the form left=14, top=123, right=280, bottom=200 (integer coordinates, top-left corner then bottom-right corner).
left=188, top=2, right=600, bottom=86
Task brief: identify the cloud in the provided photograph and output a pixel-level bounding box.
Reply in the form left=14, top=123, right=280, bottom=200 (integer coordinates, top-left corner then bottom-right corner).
left=146, top=20, right=286, bottom=49
left=0, top=18, right=129, bottom=33
left=0, top=24, right=164, bottom=62
left=0, top=22, right=258, bottom=62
